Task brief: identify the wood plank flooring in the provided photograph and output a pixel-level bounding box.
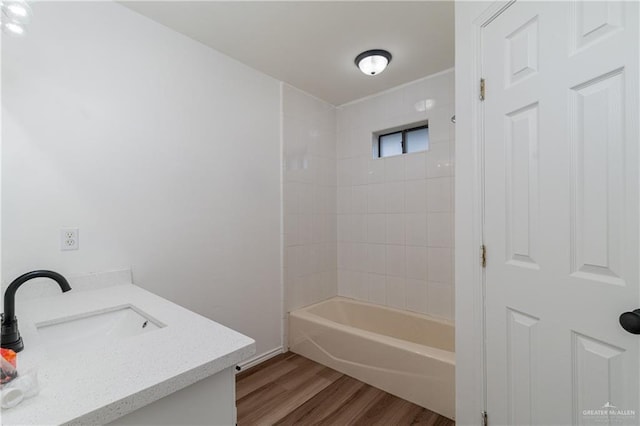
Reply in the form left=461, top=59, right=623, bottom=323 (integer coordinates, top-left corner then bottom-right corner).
left=236, top=352, right=455, bottom=426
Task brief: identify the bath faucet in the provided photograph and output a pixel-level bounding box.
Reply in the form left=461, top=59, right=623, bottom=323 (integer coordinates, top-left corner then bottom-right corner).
left=1, top=270, right=71, bottom=353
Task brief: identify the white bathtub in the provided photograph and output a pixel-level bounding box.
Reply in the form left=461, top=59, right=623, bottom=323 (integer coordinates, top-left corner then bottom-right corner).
left=288, top=297, right=455, bottom=420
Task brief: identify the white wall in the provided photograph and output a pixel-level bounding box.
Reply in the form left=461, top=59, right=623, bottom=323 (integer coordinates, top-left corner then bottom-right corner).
left=335, top=69, right=455, bottom=320
left=282, top=85, right=337, bottom=313
left=1, top=2, right=283, bottom=358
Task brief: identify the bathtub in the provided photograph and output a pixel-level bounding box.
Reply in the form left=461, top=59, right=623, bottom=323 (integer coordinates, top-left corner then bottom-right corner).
left=288, top=297, right=455, bottom=420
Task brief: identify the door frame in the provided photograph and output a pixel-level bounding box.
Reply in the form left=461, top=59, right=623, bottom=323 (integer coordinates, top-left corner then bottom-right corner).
left=454, top=1, right=514, bottom=424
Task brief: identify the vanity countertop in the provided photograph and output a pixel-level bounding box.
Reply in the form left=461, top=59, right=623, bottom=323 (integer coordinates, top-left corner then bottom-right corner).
left=1, top=283, right=255, bottom=425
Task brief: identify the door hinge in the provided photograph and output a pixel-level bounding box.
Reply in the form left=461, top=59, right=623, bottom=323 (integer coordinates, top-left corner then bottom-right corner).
left=480, top=78, right=486, bottom=101
left=481, top=245, right=487, bottom=268
left=482, top=411, right=488, bottom=426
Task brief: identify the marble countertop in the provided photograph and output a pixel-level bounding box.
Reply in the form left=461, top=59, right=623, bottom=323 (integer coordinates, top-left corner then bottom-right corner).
left=1, top=282, right=255, bottom=425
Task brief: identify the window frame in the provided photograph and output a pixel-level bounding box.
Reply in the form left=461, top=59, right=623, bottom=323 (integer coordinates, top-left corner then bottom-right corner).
left=377, top=124, right=429, bottom=158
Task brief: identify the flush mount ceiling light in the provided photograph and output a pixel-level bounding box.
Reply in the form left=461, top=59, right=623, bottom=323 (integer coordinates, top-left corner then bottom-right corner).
left=0, top=0, right=32, bottom=37
left=355, top=49, right=392, bottom=76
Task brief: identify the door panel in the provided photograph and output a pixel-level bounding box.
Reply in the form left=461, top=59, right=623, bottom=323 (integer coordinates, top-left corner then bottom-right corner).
left=569, top=69, right=625, bottom=286
left=505, top=102, right=539, bottom=269
left=482, top=2, right=639, bottom=425
left=506, top=308, right=539, bottom=425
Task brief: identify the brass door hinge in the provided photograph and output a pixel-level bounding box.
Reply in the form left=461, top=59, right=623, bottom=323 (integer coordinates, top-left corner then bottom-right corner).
left=480, top=78, right=486, bottom=101
left=481, top=245, right=487, bottom=268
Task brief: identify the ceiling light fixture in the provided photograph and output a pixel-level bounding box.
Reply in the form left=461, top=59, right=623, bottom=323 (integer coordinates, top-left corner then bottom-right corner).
left=355, top=49, right=392, bottom=76
left=1, top=0, right=32, bottom=37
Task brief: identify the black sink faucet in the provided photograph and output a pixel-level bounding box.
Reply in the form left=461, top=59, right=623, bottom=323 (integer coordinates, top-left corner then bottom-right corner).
left=2, top=270, right=71, bottom=352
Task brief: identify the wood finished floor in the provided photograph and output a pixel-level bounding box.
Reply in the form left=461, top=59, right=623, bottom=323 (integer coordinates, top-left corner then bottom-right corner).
left=236, top=352, right=455, bottom=426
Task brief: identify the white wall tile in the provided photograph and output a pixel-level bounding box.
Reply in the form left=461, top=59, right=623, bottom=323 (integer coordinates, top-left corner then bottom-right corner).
left=323, top=243, right=337, bottom=270
left=405, top=213, right=427, bottom=246
left=316, top=186, right=334, bottom=215
left=351, top=214, right=367, bottom=243
left=427, top=177, right=453, bottom=213
left=345, top=127, right=361, bottom=159
left=427, top=248, right=453, bottom=284
left=283, top=119, right=303, bottom=156
left=318, top=242, right=330, bottom=270
left=353, top=127, right=375, bottom=159
left=338, top=269, right=354, bottom=298
left=317, top=158, right=332, bottom=187
left=288, top=275, right=303, bottom=310
left=367, top=183, right=386, bottom=213
left=326, top=215, right=337, bottom=242
left=386, top=245, right=405, bottom=277
left=337, top=158, right=352, bottom=186
left=336, top=130, right=350, bottom=159
left=299, top=184, right=314, bottom=214
left=343, top=242, right=356, bottom=271
left=303, top=245, right=318, bottom=275
left=284, top=214, right=299, bottom=247
left=299, top=157, right=315, bottom=184
left=283, top=86, right=338, bottom=313
left=405, top=180, right=427, bottom=213
left=427, top=281, right=453, bottom=320
left=353, top=243, right=368, bottom=272
left=321, top=270, right=337, bottom=300
left=368, top=273, right=387, bottom=305
left=406, top=246, right=428, bottom=280
left=405, top=278, right=428, bottom=314
left=312, top=185, right=323, bottom=214
left=298, top=214, right=313, bottom=245
left=384, top=155, right=405, bottom=181
left=367, top=159, right=385, bottom=183
left=367, top=214, right=386, bottom=244
left=311, top=215, right=323, bottom=244
left=382, top=88, right=405, bottom=120
left=337, top=186, right=351, bottom=215
left=428, top=108, right=454, bottom=142
left=402, top=80, right=429, bottom=116
left=352, top=157, right=368, bottom=186
left=427, top=212, right=453, bottom=248
left=386, top=213, right=405, bottom=245
left=296, top=275, right=317, bottom=306
left=333, top=70, right=454, bottom=316
left=337, top=243, right=348, bottom=270
left=337, top=214, right=350, bottom=242
left=426, top=142, right=453, bottom=178
left=287, top=246, right=303, bottom=278
left=308, top=156, right=321, bottom=184
left=385, top=181, right=405, bottom=213
left=386, top=276, right=406, bottom=310
left=283, top=86, right=306, bottom=117
left=352, top=271, right=369, bottom=301
left=367, top=244, right=386, bottom=275
left=366, top=98, right=385, bottom=128
left=405, top=152, right=427, bottom=180
left=326, top=159, right=338, bottom=187
left=283, top=182, right=299, bottom=215
left=351, top=186, right=368, bottom=214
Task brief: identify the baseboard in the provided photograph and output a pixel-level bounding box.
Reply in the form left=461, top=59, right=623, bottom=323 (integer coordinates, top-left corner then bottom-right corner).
left=236, top=346, right=284, bottom=372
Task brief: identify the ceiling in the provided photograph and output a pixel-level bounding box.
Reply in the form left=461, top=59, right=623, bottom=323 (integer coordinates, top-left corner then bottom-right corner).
left=122, top=1, right=454, bottom=106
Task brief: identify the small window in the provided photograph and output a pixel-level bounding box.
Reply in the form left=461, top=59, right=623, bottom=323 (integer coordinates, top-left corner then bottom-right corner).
left=379, top=132, right=403, bottom=157
left=375, top=124, right=429, bottom=158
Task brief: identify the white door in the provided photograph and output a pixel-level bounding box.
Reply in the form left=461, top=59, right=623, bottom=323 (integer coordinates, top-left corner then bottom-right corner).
left=482, top=1, right=639, bottom=425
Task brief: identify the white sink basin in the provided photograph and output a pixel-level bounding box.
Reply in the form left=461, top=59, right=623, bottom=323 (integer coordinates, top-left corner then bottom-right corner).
left=36, top=305, right=165, bottom=355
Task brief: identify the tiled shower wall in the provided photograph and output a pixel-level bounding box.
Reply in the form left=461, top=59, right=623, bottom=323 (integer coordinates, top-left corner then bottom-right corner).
left=282, top=84, right=338, bottom=312
left=335, top=69, right=455, bottom=320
